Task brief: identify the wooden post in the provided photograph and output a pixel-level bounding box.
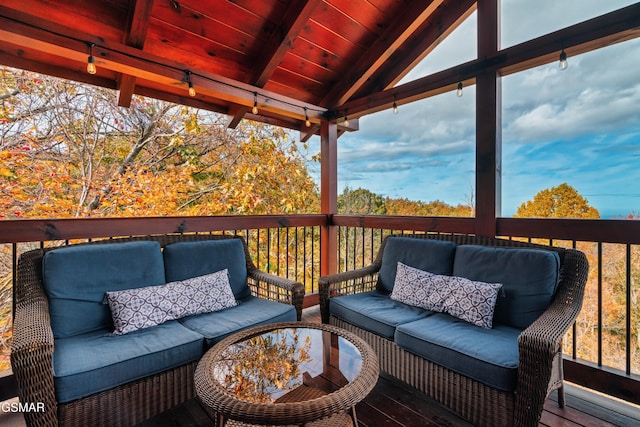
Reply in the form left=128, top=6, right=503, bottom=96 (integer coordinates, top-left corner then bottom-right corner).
left=475, top=0, right=501, bottom=237
left=320, top=120, right=338, bottom=276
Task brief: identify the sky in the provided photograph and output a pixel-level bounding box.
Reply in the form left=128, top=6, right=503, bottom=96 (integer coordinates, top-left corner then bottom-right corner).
left=305, top=0, right=640, bottom=218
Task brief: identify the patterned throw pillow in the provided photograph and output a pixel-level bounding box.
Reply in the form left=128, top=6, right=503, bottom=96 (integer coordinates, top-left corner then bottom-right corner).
left=391, top=262, right=502, bottom=329
left=438, top=276, right=503, bottom=329
left=105, top=269, right=237, bottom=334
left=390, top=262, right=437, bottom=307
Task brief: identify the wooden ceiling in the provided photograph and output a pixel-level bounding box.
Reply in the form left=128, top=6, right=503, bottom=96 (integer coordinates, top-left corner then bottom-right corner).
left=0, top=1, right=638, bottom=139
left=0, top=0, right=476, bottom=137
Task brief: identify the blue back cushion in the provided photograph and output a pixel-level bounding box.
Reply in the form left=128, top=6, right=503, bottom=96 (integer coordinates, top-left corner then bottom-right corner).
left=453, top=245, right=561, bottom=329
left=42, top=241, right=165, bottom=339
left=163, top=239, right=250, bottom=299
left=378, top=237, right=457, bottom=293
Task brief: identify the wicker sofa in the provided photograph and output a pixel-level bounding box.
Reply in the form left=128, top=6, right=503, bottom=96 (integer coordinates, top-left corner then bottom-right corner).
left=319, top=234, right=588, bottom=427
left=11, top=234, right=304, bottom=427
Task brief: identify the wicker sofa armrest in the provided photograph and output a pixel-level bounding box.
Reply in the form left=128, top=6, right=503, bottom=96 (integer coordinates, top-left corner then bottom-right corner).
left=11, top=299, right=58, bottom=427
left=514, top=248, right=589, bottom=427
left=11, top=249, right=58, bottom=426
left=248, top=269, right=304, bottom=320
left=318, top=264, right=380, bottom=323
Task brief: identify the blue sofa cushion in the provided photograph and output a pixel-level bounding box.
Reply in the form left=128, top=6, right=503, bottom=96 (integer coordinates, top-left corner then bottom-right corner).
left=395, top=314, right=522, bottom=392
left=42, top=241, right=165, bottom=338
left=52, top=321, right=204, bottom=403
left=329, top=290, right=434, bottom=339
left=163, top=239, right=250, bottom=299
left=378, top=237, right=457, bottom=293
left=453, top=245, right=561, bottom=329
left=178, top=295, right=296, bottom=347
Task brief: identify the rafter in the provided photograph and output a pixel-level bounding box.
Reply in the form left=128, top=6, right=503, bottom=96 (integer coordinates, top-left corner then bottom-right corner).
left=321, top=0, right=445, bottom=107
left=226, top=0, right=322, bottom=128
left=117, top=0, right=154, bottom=107
left=354, top=0, right=476, bottom=99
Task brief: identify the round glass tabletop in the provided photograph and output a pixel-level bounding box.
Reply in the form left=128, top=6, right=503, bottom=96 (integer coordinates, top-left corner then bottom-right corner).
left=195, top=322, right=379, bottom=426
left=209, top=325, right=363, bottom=404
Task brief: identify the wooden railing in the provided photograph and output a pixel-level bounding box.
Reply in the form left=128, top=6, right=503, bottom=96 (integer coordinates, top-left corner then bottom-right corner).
left=1, top=214, right=639, bottom=406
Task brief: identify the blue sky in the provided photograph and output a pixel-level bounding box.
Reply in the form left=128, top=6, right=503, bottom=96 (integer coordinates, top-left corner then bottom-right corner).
left=305, top=0, right=640, bottom=218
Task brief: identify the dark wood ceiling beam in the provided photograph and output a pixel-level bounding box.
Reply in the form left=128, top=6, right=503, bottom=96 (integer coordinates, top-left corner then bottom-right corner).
left=134, top=86, right=230, bottom=113
left=226, top=0, right=322, bottom=128
left=225, top=105, right=251, bottom=128
left=354, top=0, right=476, bottom=99
left=333, top=2, right=640, bottom=119
left=0, top=13, right=327, bottom=124
left=321, top=0, right=445, bottom=107
left=117, top=0, right=154, bottom=108
left=0, top=46, right=117, bottom=90
left=251, top=0, right=322, bottom=87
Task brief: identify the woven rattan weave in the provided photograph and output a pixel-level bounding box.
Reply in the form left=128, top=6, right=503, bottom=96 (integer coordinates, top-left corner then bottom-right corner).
left=319, top=233, right=589, bottom=427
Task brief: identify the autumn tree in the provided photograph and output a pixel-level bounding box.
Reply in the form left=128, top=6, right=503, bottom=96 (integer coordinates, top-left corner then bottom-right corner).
left=514, top=184, right=640, bottom=373
left=0, top=67, right=319, bottom=218
left=514, top=183, right=600, bottom=219
left=385, top=197, right=473, bottom=217
left=0, top=67, right=321, bottom=368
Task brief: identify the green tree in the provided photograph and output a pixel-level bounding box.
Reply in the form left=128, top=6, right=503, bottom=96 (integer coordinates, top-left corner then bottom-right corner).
left=338, top=187, right=386, bottom=215
left=514, top=183, right=600, bottom=219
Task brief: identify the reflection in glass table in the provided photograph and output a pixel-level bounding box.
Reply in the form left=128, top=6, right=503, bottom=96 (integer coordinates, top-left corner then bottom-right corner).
left=195, top=322, right=379, bottom=426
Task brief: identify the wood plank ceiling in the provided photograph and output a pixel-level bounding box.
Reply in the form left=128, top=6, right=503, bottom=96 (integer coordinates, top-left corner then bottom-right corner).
left=0, top=1, right=638, bottom=140
left=0, top=0, right=475, bottom=138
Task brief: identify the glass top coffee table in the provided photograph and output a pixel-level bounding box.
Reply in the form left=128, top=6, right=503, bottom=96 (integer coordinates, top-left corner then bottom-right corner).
left=195, top=322, right=379, bottom=426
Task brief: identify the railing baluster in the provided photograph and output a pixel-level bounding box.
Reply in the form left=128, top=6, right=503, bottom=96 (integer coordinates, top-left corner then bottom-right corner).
left=626, top=243, right=632, bottom=375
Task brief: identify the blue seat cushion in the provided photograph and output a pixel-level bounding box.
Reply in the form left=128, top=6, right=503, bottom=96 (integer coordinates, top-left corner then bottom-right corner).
left=395, top=314, right=522, bottom=392
left=378, top=237, right=457, bottom=293
left=453, top=245, right=561, bottom=329
left=178, top=296, right=296, bottom=347
left=329, top=290, right=433, bottom=339
left=52, top=321, right=204, bottom=403
left=42, top=241, right=165, bottom=338
left=163, top=239, right=250, bottom=299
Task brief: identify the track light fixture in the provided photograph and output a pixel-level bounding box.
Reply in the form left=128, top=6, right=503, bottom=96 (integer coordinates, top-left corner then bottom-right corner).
left=559, top=49, right=568, bottom=70
left=86, top=43, right=96, bottom=75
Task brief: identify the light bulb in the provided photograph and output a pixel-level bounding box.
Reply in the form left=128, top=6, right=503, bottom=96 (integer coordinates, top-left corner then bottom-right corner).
left=457, top=82, right=463, bottom=97
left=188, top=84, right=196, bottom=97
left=343, top=115, right=349, bottom=127
left=86, top=43, right=96, bottom=75
left=392, top=101, right=398, bottom=114
left=86, top=57, right=96, bottom=75
left=304, top=107, right=311, bottom=127
left=559, top=49, right=568, bottom=70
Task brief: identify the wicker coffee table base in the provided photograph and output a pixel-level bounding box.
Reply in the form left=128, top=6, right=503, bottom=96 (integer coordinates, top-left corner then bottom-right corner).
left=220, top=411, right=354, bottom=427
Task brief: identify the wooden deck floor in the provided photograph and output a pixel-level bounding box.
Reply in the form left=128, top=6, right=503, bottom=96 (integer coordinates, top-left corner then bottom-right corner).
left=3, top=306, right=639, bottom=427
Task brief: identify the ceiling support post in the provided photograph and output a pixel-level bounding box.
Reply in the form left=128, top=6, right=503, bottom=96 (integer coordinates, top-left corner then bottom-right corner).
left=475, top=0, right=502, bottom=237
left=320, top=120, right=338, bottom=276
